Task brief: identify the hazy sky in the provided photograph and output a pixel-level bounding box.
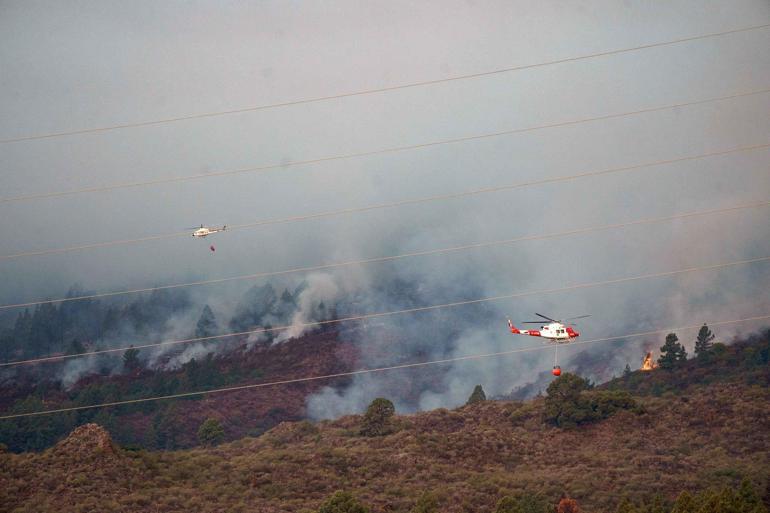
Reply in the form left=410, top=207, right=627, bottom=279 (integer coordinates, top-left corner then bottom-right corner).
left=1, top=1, right=769, bottom=409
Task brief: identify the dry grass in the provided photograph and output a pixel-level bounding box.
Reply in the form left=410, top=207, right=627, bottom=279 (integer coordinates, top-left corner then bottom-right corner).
left=1, top=379, right=768, bottom=513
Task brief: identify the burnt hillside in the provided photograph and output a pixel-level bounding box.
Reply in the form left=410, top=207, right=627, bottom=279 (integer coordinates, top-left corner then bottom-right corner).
left=0, top=337, right=770, bottom=513
left=602, top=328, right=770, bottom=395
left=0, top=328, right=359, bottom=452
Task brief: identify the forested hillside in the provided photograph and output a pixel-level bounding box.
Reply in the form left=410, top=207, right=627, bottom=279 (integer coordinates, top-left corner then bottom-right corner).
left=1, top=331, right=769, bottom=512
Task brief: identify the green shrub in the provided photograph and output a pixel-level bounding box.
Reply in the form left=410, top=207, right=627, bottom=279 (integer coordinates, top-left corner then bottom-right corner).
left=496, top=493, right=550, bottom=513
left=589, top=390, right=637, bottom=418
left=318, top=491, right=370, bottom=513
left=197, top=418, right=225, bottom=446
left=545, top=374, right=636, bottom=427
left=360, top=398, right=395, bottom=437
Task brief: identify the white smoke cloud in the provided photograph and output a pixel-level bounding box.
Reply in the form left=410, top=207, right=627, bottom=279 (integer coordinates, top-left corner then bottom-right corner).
left=274, top=273, right=340, bottom=343
left=2, top=0, right=770, bottom=418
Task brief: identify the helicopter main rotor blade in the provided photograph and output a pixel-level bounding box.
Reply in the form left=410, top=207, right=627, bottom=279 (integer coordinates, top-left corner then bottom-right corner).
left=564, top=315, right=591, bottom=321
left=535, top=313, right=558, bottom=323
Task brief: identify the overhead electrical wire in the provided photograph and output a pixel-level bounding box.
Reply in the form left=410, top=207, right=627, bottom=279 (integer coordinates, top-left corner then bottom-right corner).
left=1, top=313, right=767, bottom=419
left=2, top=254, right=768, bottom=368
left=2, top=140, right=769, bottom=261
left=1, top=25, right=768, bottom=418
left=1, top=200, right=768, bottom=311
left=1, top=88, right=769, bottom=205
left=1, top=25, right=767, bottom=423
left=0, top=23, right=767, bottom=146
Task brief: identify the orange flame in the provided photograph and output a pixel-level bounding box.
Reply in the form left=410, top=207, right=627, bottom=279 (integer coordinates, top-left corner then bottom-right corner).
left=641, top=352, right=656, bottom=371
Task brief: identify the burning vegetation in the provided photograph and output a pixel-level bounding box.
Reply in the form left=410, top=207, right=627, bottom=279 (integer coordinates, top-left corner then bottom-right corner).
left=641, top=352, right=657, bottom=371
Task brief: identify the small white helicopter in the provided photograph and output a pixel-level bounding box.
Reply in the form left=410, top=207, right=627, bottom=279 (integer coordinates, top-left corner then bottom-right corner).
left=189, top=224, right=227, bottom=238
left=507, top=313, right=590, bottom=376
left=188, top=225, right=227, bottom=252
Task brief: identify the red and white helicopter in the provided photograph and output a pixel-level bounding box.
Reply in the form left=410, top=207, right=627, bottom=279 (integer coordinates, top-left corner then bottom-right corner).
left=507, top=313, right=590, bottom=376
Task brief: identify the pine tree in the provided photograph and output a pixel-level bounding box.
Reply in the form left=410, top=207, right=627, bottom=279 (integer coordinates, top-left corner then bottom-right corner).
left=229, top=283, right=277, bottom=332
left=30, top=303, right=61, bottom=356
left=195, top=305, right=219, bottom=339
left=101, top=306, right=120, bottom=336
left=466, top=384, right=487, bottom=405
left=90, top=409, right=118, bottom=438
left=13, top=309, right=32, bottom=343
left=197, top=352, right=221, bottom=388
left=317, top=301, right=328, bottom=320
left=658, top=333, right=687, bottom=369
left=623, top=363, right=632, bottom=377
left=184, top=357, right=202, bottom=387
left=154, top=407, right=179, bottom=449
left=142, top=422, right=158, bottom=449
left=280, top=288, right=295, bottom=305
left=694, top=323, right=715, bottom=359
left=122, top=347, right=141, bottom=373
left=263, top=322, right=275, bottom=344
left=275, top=289, right=297, bottom=322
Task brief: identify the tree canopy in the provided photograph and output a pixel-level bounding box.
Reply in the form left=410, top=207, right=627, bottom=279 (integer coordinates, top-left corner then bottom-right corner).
left=694, top=323, right=715, bottom=359
left=195, top=305, right=219, bottom=339
left=466, top=384, right=487, bottom=405
left=544, top=373, right=636, bottom=428
left=122, top=347, right=141, bottom=373
left=197, top=418, right=225, bottom=446
left=360, top=398, right=395, bottom=437
left=658, top=333, right=687, bottom=369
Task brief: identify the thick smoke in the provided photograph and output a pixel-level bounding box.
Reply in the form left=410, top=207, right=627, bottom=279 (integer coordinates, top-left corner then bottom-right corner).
left=1, top=1, right=770, bottom=414
left=274, top=273, right=340, bottom=343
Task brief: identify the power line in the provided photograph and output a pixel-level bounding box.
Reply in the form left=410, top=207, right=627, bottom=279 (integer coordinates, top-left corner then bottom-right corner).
left=1, top=313, right=767, bottom=419
left=1, top=200, right=767, bottom=311
left=2, top=87, right=768, bottom=205
left=2, top=254, right=767, bottom=368
left=1, top=23, right=767, bottom=146
left=2, top=140, right=768, bottom=261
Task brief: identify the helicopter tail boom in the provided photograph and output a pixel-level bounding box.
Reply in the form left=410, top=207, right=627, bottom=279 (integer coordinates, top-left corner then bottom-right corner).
left=508, top=318, right=542, bottom=337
